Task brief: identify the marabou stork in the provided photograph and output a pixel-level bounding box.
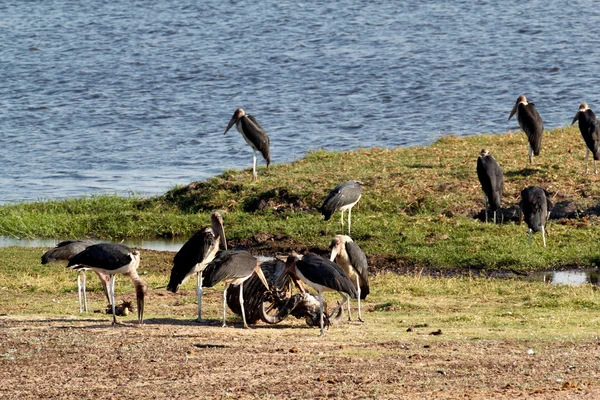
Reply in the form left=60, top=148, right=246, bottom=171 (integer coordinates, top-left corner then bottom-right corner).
left=519, top=186, right=552, bottom=248
left=571, top=102, right=600, bottom=174
left=321, top=180, right=363, bottom=235
left=284, top=252, right=357, bottom=336
left=41, top=240, right=110, bottom=313
left=166, top=211, right=226, bottom=321
left=329, top=235, right=369, bottom=322
left=67, top=243, right=147, bottom=325
left=476, top=149, right=504, bottom=224
left=224, top=108, right=270, bottom=181
left=202, top=250, right=269, bottom=328
left=508, top=94, right=544, bottom=164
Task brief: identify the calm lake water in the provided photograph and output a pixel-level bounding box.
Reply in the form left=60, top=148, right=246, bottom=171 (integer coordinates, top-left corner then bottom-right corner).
left=1, top=1, right=599, bottom=203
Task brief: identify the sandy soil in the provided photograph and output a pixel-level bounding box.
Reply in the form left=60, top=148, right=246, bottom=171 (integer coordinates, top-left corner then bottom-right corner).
left=1, top=315, right=598, bottom=400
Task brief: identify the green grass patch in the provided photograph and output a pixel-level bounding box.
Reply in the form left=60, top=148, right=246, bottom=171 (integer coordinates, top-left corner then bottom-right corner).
left=1, top=127, right=600, bottom=272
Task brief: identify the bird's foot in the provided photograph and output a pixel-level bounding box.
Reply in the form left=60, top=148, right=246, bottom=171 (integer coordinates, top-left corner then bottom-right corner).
left=195, top=318, right=204, bottom=323
left=358, top=318, right=365, bottom=323
left=221, top=323, right=228, bottom=328
left=243, top=324, right=249, bottom=329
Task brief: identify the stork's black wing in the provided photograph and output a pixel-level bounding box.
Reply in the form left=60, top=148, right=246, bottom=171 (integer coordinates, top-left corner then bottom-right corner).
left=518, top=103, right=543, bottom=156
left=580, top=109, right=600, bottom=160
left=67, top=243, right=134, bottom=271
left=203, top=250, right=257, bottom=287
left=476, top=155, right=503, bottom=211
left=345, top=241, right=369, bottom=299
left=520, top=186, right=548, bottom=232
left=321, top=180, right=363, bottom=220
left=41, top=240, right=94, bottom=264
left=297, top=253, right=357, bottom=298
left=241, top=115, right=270, bottom=166
left=167, top=229, right=216, bottom=290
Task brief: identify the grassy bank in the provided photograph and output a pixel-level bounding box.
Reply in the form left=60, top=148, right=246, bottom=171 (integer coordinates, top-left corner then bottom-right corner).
left=2, top=247, right=600, bottom=341
left=1, top=126, right=600, bottom=272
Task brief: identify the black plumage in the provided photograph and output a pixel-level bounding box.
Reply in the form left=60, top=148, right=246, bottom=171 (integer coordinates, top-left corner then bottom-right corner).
left=67, top=243, right=146, bottom=325
left=224, top=108, right=270, bottom=181
left=321, top=180, right=363, bottom=234
left=167, top=211, right=226, bottom=321
left=509, top=94, right=543, bottom=164
left=296, top=253, right=358, bottom=299
left=202, top=250, right=268, bottom=328
left=42, top=239, right=107, bottom=313
left=286, top=252, right=357, bottom=336
left=343, top=241, right=369, bottom=299
left=203, top=250, right=260, bottom=288
left=68, top=243, right=135, bottom=272
left=572, top=102, right=600, bottom=174
left=41, top=240, right=95, bottom=264
left=520, top=186, right=552, bottom=247
left=476, top=149, right=504, bottom=223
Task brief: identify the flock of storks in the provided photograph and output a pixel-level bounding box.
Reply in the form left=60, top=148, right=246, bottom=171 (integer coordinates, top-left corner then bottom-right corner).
left=478, top=96, right=599, bottom=248
left=40, top=98, right=599, bottom=335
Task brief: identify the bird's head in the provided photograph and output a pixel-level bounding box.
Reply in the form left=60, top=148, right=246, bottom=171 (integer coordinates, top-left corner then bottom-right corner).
left=572, top=102, right=589, bottom=125
left=211, top=211, right=227, bottom=250
left=479, top=149, right=490, bottom=158
left=224, top=108, right=246, bottom=134
left=329, top=235, right=351, bottom=262
left=508, top=94, right=528, bottom=120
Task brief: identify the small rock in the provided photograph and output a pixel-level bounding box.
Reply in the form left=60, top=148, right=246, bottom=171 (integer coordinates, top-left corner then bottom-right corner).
left=429, top=329, right=442, bottom=336
left=289, top=346, right=301, bottom=353
left=527, top=348, right=535, bottom=355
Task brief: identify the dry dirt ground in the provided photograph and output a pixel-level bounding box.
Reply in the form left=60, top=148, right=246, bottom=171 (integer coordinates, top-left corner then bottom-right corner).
left=1, top=314, right=599, bottom=399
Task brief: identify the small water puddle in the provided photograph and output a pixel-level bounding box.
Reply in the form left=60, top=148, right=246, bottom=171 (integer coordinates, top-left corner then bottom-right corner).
left=528, top=269, right=600, bottom=286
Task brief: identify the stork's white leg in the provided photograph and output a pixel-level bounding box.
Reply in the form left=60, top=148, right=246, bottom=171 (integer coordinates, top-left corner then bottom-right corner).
left=542, top=225, right=546, bottom=248
left=493, top=210, right=497, bottom=225
left=528, top=229, right=532, bottom=246
left=356, top=275, right=363, bottom=322
left=77, top=272, right=83, bottom=313
left=528, top=143, right=533, bottom=164
left=595, top=159, right=598, bottom=175
left=347, top=294, right=352, bottom=321
left=348, top=207, right=352, bottom=235
left=222, top=283, right=229, bottom=327
left=239, top=282, right=248, bottom=328
left=109, top=275, right=117, bottom=325
left=586, top=148, right=589, bottom=174
left=97, top=273, right=110, bottom=304
left=82, top=270, right=88, bottom=313
left=252, top=151, right=257, bottom=181
left=340, top=210, right=344, bottom=231
left=318, top=292, right=324, bottom=337
left=195, top=272, right=203, bottom=322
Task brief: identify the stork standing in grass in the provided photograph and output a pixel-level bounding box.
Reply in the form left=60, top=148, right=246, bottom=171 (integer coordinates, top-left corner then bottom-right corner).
left=42, top=240, right=110, bottom=313
left=321, top=180, right=363, bottom=235
left=67, top=243, right=147, bottom=325
left=202, top=250, right=269, bottom=328
left=329, top=235, right=369, bottom=322
left=571, top=101, right=600, bottom=174
left=519, top=186, right=552, bottom=248
left=224, top=108, right=270, bottom=181
left=508, top=94, right=544, bottom=164
left=167, top=211, right=226, bottom=322
left=284, top=252, right=357, bottom=336
left=476, top=149, right=504, bottom=224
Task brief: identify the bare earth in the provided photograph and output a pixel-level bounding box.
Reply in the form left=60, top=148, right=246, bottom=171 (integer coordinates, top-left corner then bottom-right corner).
left=1, top=314, right=599, bottom=399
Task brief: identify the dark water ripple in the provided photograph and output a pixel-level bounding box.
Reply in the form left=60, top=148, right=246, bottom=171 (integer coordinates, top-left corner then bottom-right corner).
left=1, top=1, right=599, bottom=203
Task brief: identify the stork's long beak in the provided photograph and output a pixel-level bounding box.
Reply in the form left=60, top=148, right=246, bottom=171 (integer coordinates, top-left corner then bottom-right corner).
left=330, top=247, right=339, bottom=262
left=211, top=212, right=227, bottom=250
left=508, top=104, right=517, bottom=121
left=136, top=280, right=147, bottom=325
left=571, top=111, right=580, bottom=126
left=254, top=264, right=270, bottom=289
left=137, top=291, right=145, bottom=325
left=224, top=117, right=236, bottom=134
